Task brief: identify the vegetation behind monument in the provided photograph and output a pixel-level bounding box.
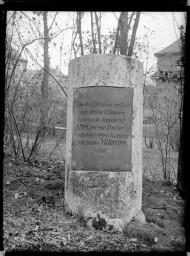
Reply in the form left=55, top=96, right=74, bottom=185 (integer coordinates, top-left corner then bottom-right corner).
left=4, top=11, right=185, bottom=190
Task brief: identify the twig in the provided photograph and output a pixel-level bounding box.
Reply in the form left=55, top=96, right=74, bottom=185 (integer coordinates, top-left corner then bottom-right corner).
left=25, top=47, right=67, bottom=97
left=112, top=12, right=119, bottom=21
left=6, top=102, right=26, bottom=161
left=24, top=240, right=40, bottom=250
left=48, top=11, right=58, bottom=32
left=15, top=18, right=68, bottom=97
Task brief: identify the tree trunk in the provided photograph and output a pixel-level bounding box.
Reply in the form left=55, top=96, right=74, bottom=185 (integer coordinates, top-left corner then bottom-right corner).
left=128, top=12, right=140, bottom=57
left=90, top=12, right=96, bottom=53
left=113, top=21, right=120, bottom=54
left=177, top=104, right=186, bottom=197
left=114, top=12, right=140, bottom=57
left=77, top=12, right=84, bottom=56
left=177, top=131, right=185, bottom=197
left=40, top=11, right=50, bottom=138
left=176, top=25, right=186, bottom=198
left=95, top=12, right=102, bottom=53
left=119, top=12, right=128, bottom=55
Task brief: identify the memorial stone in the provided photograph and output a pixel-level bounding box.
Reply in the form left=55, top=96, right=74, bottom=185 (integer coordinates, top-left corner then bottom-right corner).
left=65, top=54, right=145, bottom=230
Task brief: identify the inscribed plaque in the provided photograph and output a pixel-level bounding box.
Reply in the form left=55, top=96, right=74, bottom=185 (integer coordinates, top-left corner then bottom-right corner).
left=72, top=86, right=133, bottom=171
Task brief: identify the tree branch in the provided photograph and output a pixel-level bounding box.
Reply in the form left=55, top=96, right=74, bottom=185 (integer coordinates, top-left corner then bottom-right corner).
left=112, top=12, right=119, bottom=21
left=48, top=11, right=58, bottom=32
left=25, top=47, right=68, bottom=97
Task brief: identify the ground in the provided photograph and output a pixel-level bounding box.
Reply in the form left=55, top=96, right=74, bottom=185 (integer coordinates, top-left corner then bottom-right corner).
left=3, top=145, right=185, bottom=252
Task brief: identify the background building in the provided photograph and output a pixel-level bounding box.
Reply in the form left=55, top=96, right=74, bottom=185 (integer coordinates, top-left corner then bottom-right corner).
left=151, top=39, right=182, bottom=88
left=143, top=39, right=181, bottom=149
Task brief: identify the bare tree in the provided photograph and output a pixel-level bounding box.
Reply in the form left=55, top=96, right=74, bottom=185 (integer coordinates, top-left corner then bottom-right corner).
left=149, top=81, right=180, bottom=181
left=5, top=11, right=67, bottom=162
left=113, top=12, right=141, bottom=57
left=72, top=12, right=141, bottom=58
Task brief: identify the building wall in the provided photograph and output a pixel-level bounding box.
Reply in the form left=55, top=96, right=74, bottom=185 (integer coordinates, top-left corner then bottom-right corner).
left=156, top=53, right=180, bottom=72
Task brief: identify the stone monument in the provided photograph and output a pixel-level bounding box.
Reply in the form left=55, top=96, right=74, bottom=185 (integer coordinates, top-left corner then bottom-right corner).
left=65, top=54, right=145, bottom=231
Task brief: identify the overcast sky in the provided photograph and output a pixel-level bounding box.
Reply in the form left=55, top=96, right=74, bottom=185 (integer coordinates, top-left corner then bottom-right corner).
left=50, top=12, right=186, bottom=76
left=8, top=11, right=186, bottom=77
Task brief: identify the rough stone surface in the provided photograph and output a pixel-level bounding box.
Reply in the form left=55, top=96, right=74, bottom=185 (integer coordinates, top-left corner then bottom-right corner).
left=65, top=54, right=144, bottom=228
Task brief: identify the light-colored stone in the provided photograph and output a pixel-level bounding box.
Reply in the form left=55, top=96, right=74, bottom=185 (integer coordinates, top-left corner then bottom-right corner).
left=65, top=54, right=144, bottom=229
left=106, top=218, right=124, bottom=233
left=134, top=210, right=146, bottom=224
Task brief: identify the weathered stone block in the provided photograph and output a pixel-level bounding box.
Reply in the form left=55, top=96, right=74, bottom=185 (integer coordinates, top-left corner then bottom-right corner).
left=65, top=54, right=144, bottom=230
